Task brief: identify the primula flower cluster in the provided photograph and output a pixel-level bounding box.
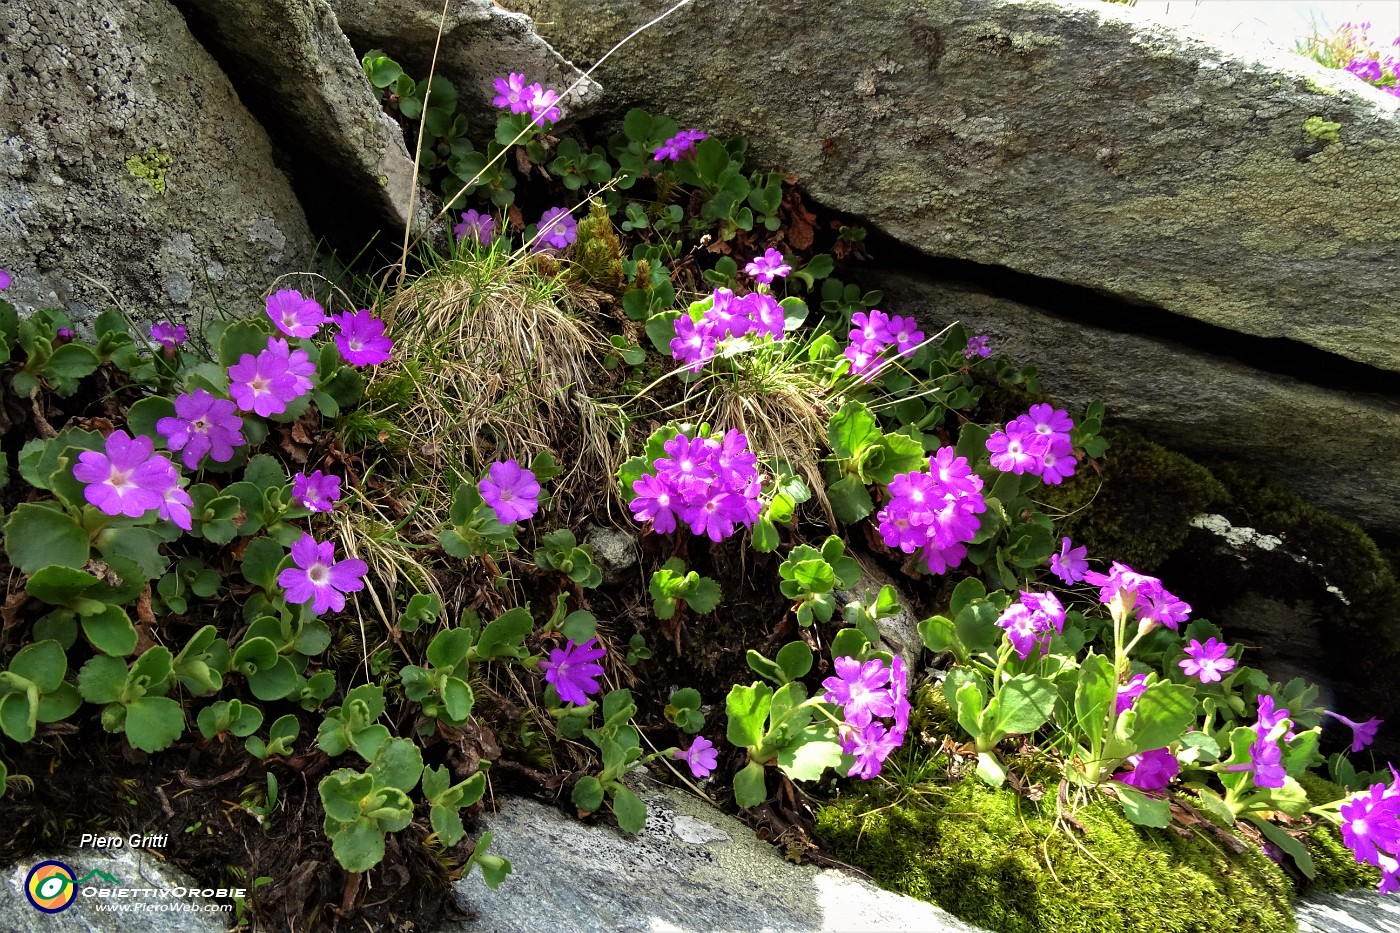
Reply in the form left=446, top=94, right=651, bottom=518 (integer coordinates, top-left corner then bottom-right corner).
left=629, top=431, right=762, bottom=541
left=996, top=590, right=1067, bottom=660
left=963, top=334, right=991, bottom=359
left=843, top=309, right=924, bottom=381
left=73, top=430, right=192, bottom=530
left=669, top=289, right=785, bottom=372
left=491, top=72, right=562, bottom=125
left=876, top=447, right=987, bottom=575
left=823, top=656, right=911, bottom=780
left=653, top=128, right=707, bottom=161
left=1340, top=767, right=1400, bottom=893
left=1334, top=22, right=1400, bottom=98
left=986, top=404, right=1077, bottom=484
left=1115, top=747, right=1181, bottom=793
left=1225, top=695, right=1290, bottom=790
left=1083, top=562, right=1191, bottom=631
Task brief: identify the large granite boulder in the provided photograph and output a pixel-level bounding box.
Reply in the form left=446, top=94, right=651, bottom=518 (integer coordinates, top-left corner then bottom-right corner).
left=450, top=776, right=988, bottom=932
left=503, top=0, right=1400, bottom=375
left=876, top=273, right=1400, bottom=534
left=327, top=0, right=603, bottom=125
left=0, top=0, right=315, bottom=328
left=172, top=0, right=427, bottom=237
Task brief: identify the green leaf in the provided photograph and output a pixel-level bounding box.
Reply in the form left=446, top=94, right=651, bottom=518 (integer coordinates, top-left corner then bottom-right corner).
left=5, top=504, right=90, bottom=573
left=123, top=696, right=185, bottom=752
left=726, top=683, right=773, bottom=748
left=775, top=641, right=813, bottom=681
left=745, top=650, right=784, bottom=686
left=987, top=674, right=1056, bottom=739
left=976, top=751, right=1007, bottom=787
left=0, top=690, right=38, bottom=743
left=474, top=607, right=533, bottom=661
left=1246, top=815, right=1315, bottom=879
left=776, top=731, right=844, bottom=781
left=733, top=760, right=768, bottom=809
left=572, top=775, right=604, bottom=812
left=751, top=516, right=779, bottom=552
left=126, top=396, right=176, bottom=444
left=77, top=655, right=128, bottom=704
left=331, top=819, right=387, bottom=873
left=828, top=401, right=881, bottom=461
left=918, top=615, right=956, bottom=653
left=827, top=475, right=874, bottom=524
left=367, top=737, right=425, bottom=793
left=1116, top=785, right=1172, bottom=827
left=81, top=603, right=138, bottom=656
left=431, top=805, right=467, bottom=846
left=241, top=537, right=285, bottom=591
left=218, top=321, right=270, bottom=368
left=248, top=658, right=300, bottom=702
left=1118, top=682, right=1196, bottom=755
left=1074, top=653, right=1115, bottom=758
left=97, top=526, right=166, bottom=581
left=25, top=565, right=101, bottom=605
left=611, top=786, right=648, bottom=834
left=10, top=640, right=68, bottom=693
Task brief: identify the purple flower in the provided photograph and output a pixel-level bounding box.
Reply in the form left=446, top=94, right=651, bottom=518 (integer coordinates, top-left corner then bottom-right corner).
left=228, top=342, right=308, bottom=417
left=156, top=389, right=246, bottom=470
left=629, top=473, right=681, bottom=534
left=670, top=313, right=719, bottom=372
left=266, top=289, right=327, bottom=339
left=843, top=339, right=885, bottom=381
left=1179, top=637, right=1236, bottom=684
left=72, top=430, right=174, bottom=518
left=149, top=321, right=188, bottom=349
left=986, top=425, right=1050, bottom=475
left=686, top=489, right=747, bottom=542
left=964, top=335, right=991, bottom=359
left=1116, top=674, right=1149, bottom=715
left=1256, top=695, right=1291, bottom=734
left=1248, top=733, right=1287, bottom=789
left=55, top=326, right=74, bottom=342
left=0, top=269, right=10, bottom=290
left=331, top=309, right=394, bottom=367
left=453, top=209, right=496, bottom=246
left=1340, top=777, right=1400, bottom=871
left=653, top=128, right=708, bottom=161
left=851, top=310, right=892, bottom=346
left=1348, top=58, right=1385, bottom=82
left=292, top=470, right=342, bottom=513
left=1013, top=403, right=1075, bottom=439
left=1114, top=747, right=1180, bottom=792
left=158, top=482, right=194, bottom=531
left=995, top=591, right=1065, bottom=660
left=1325, top=710, right=1384, bottom=753
left=1083, top=562, right=1191, bottom=631
left=540, top=638, right=606, bottom=706
left=822, top=657, right=895, bottom=728
left=744, top=248, right=792, bottom=284
left=886, top=315, right=924, bottom=357
left=842, top=721, right=902, bottom=780
left=533, top=207, right=577, bottom=253
left=1036, top=437, right=1078, bottom=486
left=674, top=736, right=719, bottom=778
left=526, top=84, right=562, bottom=125
left=876, top=448, right=986, bottom=576
left=1050, top=537, right=1089, bottom=584
left=267, top=337, right=315, bottom=397
left=491, top=73, right=531, bottom=114
left=479, top=459, right=541, bottom=525
left=278, top=534, right=368, bottom=616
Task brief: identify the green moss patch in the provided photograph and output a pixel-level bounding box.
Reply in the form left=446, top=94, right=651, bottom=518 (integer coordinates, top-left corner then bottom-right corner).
left=815, top=778, right=1295, bottom=933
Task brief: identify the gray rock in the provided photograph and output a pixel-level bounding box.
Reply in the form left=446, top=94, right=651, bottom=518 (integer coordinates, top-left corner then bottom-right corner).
left=0, top=0, right=315, bottom=330
left=503, top=0, right=1400, bottom=375
left=0, top=845, right=234, bottom=932
left=834, top=557, right=923, bottom=671
left=450, top=777, right=988, bottom=932
left=1297, top=889, right=1400, bottom=933
left=877, top=274, right=1400, bottom=535
left=585, top=523, right=640, bottom=586
left=327, top=0, right=603, bottom=126
left=172, top=0, right=427, bottom=234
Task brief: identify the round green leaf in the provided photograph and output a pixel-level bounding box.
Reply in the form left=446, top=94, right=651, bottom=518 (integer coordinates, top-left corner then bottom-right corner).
left=123, top=696, right=185, bottom=752
left=81, top=603, right=138, bottom=657
left=5, top=504, right=90, bottom=574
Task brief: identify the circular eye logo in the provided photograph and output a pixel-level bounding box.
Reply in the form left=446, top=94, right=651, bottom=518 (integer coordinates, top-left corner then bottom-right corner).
left=26, top=861, right=78, bottom=913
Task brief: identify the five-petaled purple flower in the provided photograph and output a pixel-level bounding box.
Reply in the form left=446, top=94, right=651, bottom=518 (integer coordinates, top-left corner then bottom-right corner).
left=1179, top=637, right=1236, bottom=684
left=1325, top=710, right=1384, bottom=753
left=266, top=289, right=327, bottom=339
left=1050, top=537, right=1089, bottom=584
left=822, top=657, right=895, bottom=729
left=331, top=309, right=394, bottom=367
left=72, top=430, right=181, bottom=522
left=540, top=637, right=606, bottom=706
left=156, top=389, right=246, bottom=470
left=1114, top=747, right=1180, bottom=792
left=479, top=459, right=541, bottom=525
left=149, top=321, right=188, bottom=349
left=526, top=85, right=562, bottom=125
left=1339, top=768, right=1400, bottom=893
left=228, top=337, right=312, bottom=417
left=292, top=470, right=342, bottom=513
left=653, top=128, right=708, bottom=161
left=454, top=209, right=496, bottom=247
left=278, top=533, right=368, bottom=615
left=744, top=248, right=792, bottom=284
left=491, top=73, right=531, bottom=113
left=533, top=207, right=577, bottom=253
left=674, top=736, right=719, bottom=778
left=964, top=335, right=991, bottom=359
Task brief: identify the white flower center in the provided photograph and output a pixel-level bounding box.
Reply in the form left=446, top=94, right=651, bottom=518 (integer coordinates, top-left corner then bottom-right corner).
left=308, top=563, right=330, bottom=586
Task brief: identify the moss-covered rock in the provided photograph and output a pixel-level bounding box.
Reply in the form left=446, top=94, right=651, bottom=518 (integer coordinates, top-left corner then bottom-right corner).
left=815, top=778, right=1295, bottom=933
